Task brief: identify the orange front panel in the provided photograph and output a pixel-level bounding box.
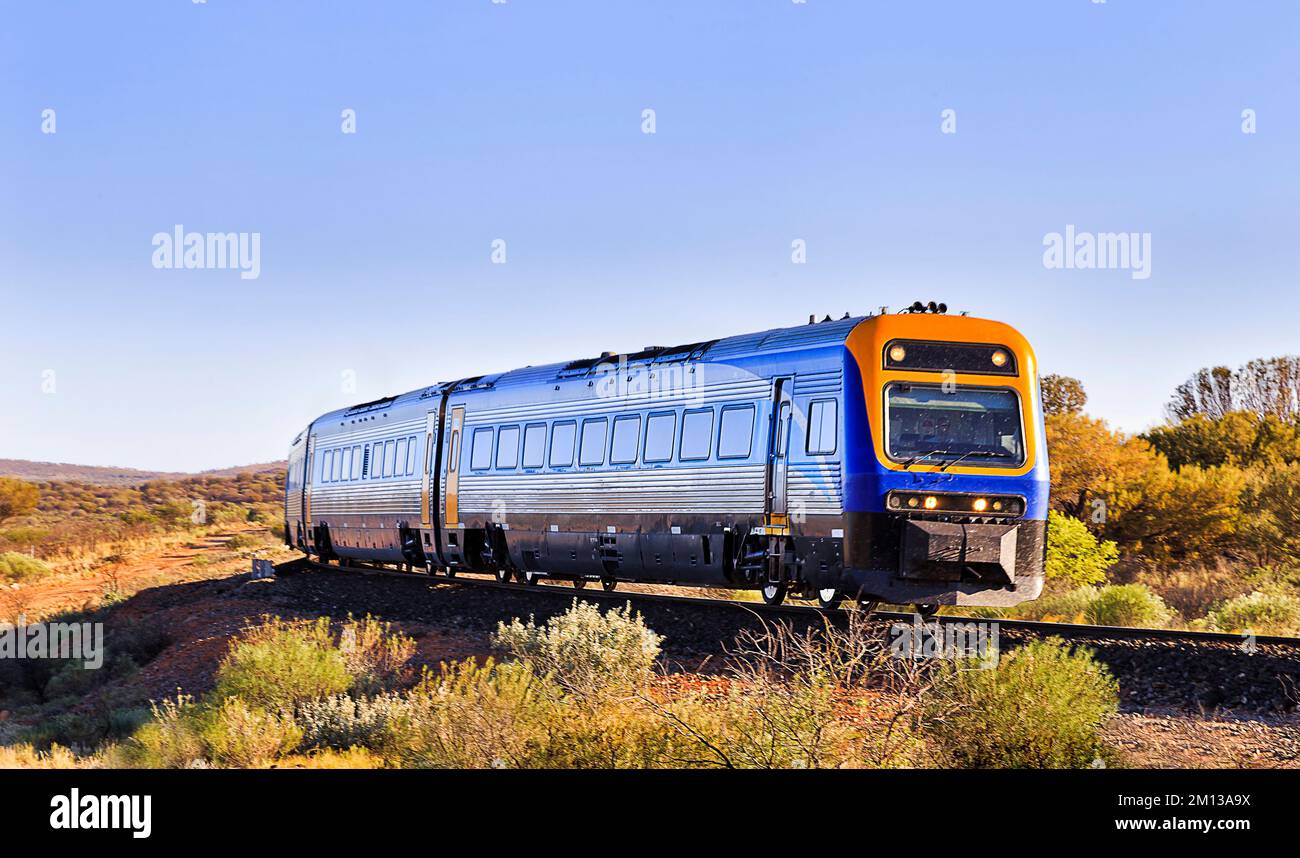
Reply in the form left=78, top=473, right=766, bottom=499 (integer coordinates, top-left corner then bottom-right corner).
left=845, top=314, right=1042, bottom=477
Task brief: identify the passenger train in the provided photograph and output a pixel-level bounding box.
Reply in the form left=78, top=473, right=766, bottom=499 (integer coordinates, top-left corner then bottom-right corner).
left=284, top=304, right=1049, bottom=612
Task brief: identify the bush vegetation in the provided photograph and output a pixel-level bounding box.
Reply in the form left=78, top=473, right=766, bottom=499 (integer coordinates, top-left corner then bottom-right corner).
left=0, top=552, right=54, bottom=584
left=1039, top=359, right=1300, bottom=629
left=80, top=604, right=1119, bottom=770
left=0, top=470, right=285, bottom=570
left=1203, top=589, right=1300, bottom=636
left=1046, top=510, right=1118, bottom=588
left=1011, top=583, right=1174, bottom=628
left=923, top=639, right=1118, bottom=768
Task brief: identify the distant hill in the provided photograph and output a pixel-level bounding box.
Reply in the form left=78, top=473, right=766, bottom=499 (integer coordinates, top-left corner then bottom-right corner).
left=0, top=459, right=286, bottom=486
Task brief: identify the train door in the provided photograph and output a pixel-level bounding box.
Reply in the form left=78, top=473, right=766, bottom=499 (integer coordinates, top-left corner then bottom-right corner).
left=444, top=405, right=465, bottom=526
left=421, top=410, right=438, bottom=530
left=765, top=377, right=793, bottom=529
left=304, top=432, right=316, bottom=536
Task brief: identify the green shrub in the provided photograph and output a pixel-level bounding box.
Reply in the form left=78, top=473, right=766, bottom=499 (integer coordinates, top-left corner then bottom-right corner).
left=213, top=618, right=353, bottom=711
left=1085, top=584, right=1175, bottom=628
left=0, top=551, right=53, bottom=583
left=296, top=692, right=413, bottom=752
left=659, top=673, right=863, bottom=769
left=225, top=533, right=263, bottom=550
left=395, top=658, right=686, bottom=769
left=337, top=616, right=416, bottom=695
left=924, top=638, right=1118, bottom=768
left=198, top=697, right=302, bottom=768
left=119, top=696, right=207, bottom=768
left=0, top=743, right=80, bottom=769
left=120, top=694, right=301, bottom=768
left=1014, top=587, right=1099, bottom=622
left=1046, top=511, right=1118, bottom=588
left=1205, top=589, right=1300, bottom=636
left=493, top=601, right=663, bottom=697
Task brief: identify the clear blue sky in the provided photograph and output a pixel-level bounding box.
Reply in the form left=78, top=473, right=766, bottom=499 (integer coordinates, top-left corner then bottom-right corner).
left=2, top=1, right=1297, bottom=472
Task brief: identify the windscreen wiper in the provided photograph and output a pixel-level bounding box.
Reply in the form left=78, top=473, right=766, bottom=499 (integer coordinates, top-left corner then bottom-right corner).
left=937, top=450, right=1008, bottom=472
left=900, top=449, right=954, bottom=470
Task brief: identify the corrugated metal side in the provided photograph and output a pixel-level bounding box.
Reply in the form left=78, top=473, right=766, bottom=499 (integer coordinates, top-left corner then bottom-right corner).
left=788, top=463, right=843, bottom=516
left=457, top=464, right=766, bottom=515
left=792, top=368, right=843, bottom=397
left=788, top=367, right=845, bottom=515
left=309, top=412, right=427, bottom=521
left=310, top=480, right=422, bottom=517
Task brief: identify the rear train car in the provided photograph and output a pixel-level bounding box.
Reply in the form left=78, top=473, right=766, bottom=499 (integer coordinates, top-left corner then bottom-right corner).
left=284, top=309, right=1049, bottom=609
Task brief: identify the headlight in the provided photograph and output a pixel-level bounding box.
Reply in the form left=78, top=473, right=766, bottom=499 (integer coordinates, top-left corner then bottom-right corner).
left=887, top=491, right=1023, bottom=516
left=889, top=344, right=907, bottom=362
left=991, top=349, right=1009, bottom=368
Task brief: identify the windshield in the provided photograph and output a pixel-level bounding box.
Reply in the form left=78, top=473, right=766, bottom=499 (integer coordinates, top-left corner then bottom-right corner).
left=885, top=383, right=1025, bottom=467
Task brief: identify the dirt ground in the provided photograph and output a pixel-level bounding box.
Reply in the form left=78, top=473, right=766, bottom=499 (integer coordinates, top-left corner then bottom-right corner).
left=6, top=532, right=1299, bottom=768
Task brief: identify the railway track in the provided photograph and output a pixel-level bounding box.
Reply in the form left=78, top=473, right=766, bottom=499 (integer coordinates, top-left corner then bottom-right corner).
left=278, top=556, right=1300, bottom=650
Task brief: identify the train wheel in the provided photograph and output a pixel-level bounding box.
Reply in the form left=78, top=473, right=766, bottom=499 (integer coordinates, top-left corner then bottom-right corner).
left=445, top=566, right=457, bottom=579
left=914, top=603, right=939, bottom=619
left=493, top=566, right=513, bottom=584
left=816, top=588, right=842, bottom=609
left=857, top=599, right=880, bottom=613
left=518, top=568, right=542, bottom=586
left=761, top=582, right=787, bottom=606
left=601, top=578, right=617, bottom=592
left=572, top=578, right=586, bottom=590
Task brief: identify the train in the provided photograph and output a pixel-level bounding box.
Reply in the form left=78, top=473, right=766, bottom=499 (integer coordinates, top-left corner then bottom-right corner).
left=284, top=303, right=1049, bottom=612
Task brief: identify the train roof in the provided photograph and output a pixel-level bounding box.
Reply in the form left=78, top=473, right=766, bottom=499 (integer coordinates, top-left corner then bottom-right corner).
left=312, top=313, right=871, bottom=426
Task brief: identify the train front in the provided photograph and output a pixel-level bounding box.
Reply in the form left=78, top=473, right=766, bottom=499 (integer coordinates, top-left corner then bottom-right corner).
left=840, top=310, right=1049, bottom=608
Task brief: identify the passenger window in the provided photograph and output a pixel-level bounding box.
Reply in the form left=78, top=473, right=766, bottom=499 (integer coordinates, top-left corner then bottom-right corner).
left=522, top=423, right=546, bottom=468
left=549, top=421, right=576, bottom=467
left=321, top=450, right=333, bottom=482
left=579, top=418, right=608, bottom=466
left=807, top=399, right=838, bottom=455
left=373, top=443, right=385, bottom=478
left=471, top=427, right=494, bottom=470
left=718, top=404, right=755, bottom=459
left=384, top=440, right=396, bottom=477
left=341, top=447, right=353, bottom=481
left=610, top=415, right=640, bottom=464
left=497, top=425, right=520, bottom=469
left=332, top=449, right=344, bottom=481
left=644, top=412, right=676, bottom=463
left=680, top=408, right=714, bottom=461
left=352, top=446, right=363, bottom=480
left=395, top=438, right=408, bottom=475
left=407, top=436, right=418, bottom=475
